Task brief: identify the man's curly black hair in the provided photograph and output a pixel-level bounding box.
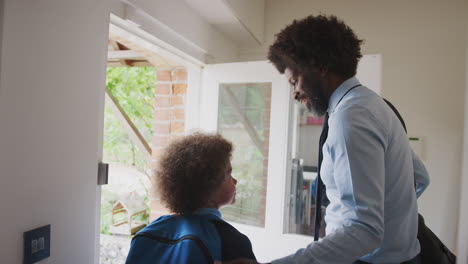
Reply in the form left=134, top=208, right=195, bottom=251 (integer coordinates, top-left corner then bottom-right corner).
left=268, top=14, right=363, bottom=78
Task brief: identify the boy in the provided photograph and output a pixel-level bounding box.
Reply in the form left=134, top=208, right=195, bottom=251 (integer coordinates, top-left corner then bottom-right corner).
left=126, top=132, right=256, bottom=263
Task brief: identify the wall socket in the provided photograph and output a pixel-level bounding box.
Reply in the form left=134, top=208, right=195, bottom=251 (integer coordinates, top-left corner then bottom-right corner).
left=24, top=225, right=50, bottom=264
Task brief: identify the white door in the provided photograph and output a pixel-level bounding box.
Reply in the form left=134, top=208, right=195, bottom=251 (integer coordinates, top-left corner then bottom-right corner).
left=199, top=61, right=313, bottom=262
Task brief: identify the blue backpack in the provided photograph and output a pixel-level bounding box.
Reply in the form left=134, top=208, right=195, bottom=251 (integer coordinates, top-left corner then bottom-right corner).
left=125, top=214, right=224, bottom=264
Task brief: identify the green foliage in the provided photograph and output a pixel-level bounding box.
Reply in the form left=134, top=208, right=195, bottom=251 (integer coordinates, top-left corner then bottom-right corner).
left=101, top=67, right=156, bottom=235
left=106, top=67, right=156, bottom=143
left=100, top=195, right=114, bottom=235
left=102, top=105, right=149, bottom=171
left=103, top=67, right=156, bottom=172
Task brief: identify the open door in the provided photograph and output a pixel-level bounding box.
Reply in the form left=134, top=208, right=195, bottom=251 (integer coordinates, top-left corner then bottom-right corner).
left=200, top=61, right=313, bottom=261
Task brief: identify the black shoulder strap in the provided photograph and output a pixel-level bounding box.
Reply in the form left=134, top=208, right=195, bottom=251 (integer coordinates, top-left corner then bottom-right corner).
left=383, top=98, right=407, bottom=134
left=383, top=99, right=418, bottom=190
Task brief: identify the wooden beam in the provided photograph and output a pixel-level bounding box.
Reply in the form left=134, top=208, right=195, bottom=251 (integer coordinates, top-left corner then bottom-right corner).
left=223, top=87, right=264, bottom=154
left=128, top=61, right=153, bottom=67
left=108, top=50, right=145, bottom=61
left=107, top=61, right=125, bottom=67
left=109, top=40, right=129, bottom=67
left=106, top=61, right=153, bottom=67
left=109, top=32, right=179, bottom=68
left=105, top=87, right=152, bottom=160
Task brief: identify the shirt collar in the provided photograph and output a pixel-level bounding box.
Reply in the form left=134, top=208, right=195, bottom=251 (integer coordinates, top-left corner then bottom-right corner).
left=193, top=208, right=222, bottom=219
left=327, top=76, right=361, bottom=115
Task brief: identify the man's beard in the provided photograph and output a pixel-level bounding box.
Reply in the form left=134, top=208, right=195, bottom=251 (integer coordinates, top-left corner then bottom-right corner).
left=301, top=91, right=328, bottom=118
left=298, top=71, right=329, bottom=118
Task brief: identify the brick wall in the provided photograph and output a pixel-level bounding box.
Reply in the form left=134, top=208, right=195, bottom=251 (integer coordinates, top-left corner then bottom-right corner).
left=150, top=68, right=187, bottom=220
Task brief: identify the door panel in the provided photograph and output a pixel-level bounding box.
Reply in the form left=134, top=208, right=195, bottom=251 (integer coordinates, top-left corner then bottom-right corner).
left=201, top=61, right=311, bottom=261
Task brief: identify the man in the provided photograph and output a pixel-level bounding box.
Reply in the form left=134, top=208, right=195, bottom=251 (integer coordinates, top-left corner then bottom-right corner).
left=221, top=14, right=430, bottom=264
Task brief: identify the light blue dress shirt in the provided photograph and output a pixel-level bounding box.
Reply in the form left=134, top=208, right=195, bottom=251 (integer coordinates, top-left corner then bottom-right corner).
left=273, top=77, right=430, bottom=264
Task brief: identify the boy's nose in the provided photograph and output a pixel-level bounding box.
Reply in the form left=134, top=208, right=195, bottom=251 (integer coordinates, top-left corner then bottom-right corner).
left=232, top=177, right=238, bottom=185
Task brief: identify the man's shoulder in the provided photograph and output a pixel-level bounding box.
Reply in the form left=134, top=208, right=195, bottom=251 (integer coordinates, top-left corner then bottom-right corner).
left=335, top=89, right=388, bottom=121
left=330, top=95, right=390, bottom=142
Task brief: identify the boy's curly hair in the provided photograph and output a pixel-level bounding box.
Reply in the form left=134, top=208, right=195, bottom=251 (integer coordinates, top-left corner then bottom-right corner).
left=268, top=14, right=363, bottom=78
left=155, top=132, right=233, bottom=215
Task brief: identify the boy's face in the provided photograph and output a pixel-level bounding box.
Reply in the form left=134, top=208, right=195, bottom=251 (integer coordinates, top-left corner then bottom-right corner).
left=215, top=160, right=237, bottom=207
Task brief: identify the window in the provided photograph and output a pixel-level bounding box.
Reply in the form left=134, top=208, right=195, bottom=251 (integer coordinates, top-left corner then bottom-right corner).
left=217, top=83, right=271, bottom=227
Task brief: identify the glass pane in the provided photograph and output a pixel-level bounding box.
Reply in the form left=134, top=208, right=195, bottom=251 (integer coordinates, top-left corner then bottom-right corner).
left=218, top=83, right=271, bottom=227
left=285, top=104, right=326, bottom=237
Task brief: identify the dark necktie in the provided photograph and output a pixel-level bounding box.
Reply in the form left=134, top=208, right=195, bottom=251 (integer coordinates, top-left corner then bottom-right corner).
left=314, top=112, right=328, bottom=241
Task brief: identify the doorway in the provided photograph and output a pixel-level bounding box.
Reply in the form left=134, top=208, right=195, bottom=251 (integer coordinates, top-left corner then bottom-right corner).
left=98, top=19, right=194, bottom=263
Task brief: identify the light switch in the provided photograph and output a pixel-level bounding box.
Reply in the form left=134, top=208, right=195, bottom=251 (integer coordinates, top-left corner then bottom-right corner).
left=31, top=239, right=38, bottom=254
left=38, top=237, right=45, bottom=250
left=24, top=225, right=50, bottom=264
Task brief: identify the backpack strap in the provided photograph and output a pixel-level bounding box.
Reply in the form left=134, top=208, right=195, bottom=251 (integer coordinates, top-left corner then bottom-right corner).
left=383, top=98, right=407, bottom=134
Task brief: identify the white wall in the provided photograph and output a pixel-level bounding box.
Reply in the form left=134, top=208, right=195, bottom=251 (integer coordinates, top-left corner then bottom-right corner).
left=298, top=125, right=321, bottom=166
left=238, top=0, right=466, bottom=252
left=0, top=1, right=109, bottom=263
left=0, top=0, right=3, bottom=85
left=457, top=4, right=468, bottom=263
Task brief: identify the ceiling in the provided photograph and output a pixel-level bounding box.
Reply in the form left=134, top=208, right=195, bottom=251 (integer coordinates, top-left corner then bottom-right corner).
left=183, top=0, right=265, bottom=46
